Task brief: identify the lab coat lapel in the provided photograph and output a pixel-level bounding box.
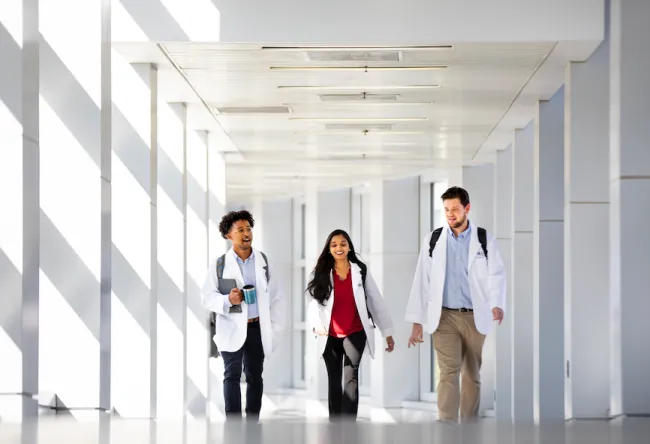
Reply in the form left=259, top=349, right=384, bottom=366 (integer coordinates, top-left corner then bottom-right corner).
left=468, top=222, right=480, bottom=270
left=350, top=263, right=363, bottom=306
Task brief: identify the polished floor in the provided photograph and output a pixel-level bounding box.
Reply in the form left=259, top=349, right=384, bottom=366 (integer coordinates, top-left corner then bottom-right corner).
left=1, top=416, right=649, bottom=444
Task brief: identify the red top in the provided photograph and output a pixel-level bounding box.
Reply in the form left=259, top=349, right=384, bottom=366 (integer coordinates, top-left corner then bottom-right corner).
left=329, top=270, right=364, bottom=338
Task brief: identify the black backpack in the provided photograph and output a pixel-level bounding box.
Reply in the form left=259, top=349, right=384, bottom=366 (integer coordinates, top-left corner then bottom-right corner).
left=428, top=227, right=488, bottom=259
left=209, top=252, right=270, bottom=358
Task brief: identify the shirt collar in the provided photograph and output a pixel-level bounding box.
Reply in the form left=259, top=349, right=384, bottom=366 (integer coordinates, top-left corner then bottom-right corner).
left=232, top=248, right=255, bottom=263
left=447, top=222, right=471, bottom=240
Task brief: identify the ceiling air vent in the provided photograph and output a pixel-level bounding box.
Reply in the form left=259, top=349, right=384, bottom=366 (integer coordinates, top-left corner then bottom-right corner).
left=319, top=93, right=399, bottom=102
left=306, top=50, right=401, bottom=62
left=215, top=106, right=292, bottom=115
left=324, top=123, right=393, bottom=132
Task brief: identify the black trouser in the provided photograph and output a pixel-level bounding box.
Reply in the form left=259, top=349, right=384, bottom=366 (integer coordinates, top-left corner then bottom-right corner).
left=220, top=320, right=264, bottom=420
left=322, top=329, right=366, bottom=419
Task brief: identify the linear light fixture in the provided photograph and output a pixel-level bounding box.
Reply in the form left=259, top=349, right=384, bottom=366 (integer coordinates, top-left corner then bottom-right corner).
left=298, top=142, right=425, bottom=147
left=320, top=151, right=410, bottom=157
left=283, top=101, right=434, bottom=106
left=261, top=45, right=453, bottom=51
left=278, top=85, right=440, bottom=90
left=289, top=117, right=427, bottom=122
left=295, top=130, right=427, bottom=135
left=263, top=172, right=345, bottom=178
left=269, top=65, right=446, bottom=71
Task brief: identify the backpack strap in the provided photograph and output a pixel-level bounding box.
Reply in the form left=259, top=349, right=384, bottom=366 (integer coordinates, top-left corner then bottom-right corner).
left=428, top=227, right=444, bottom=257
left=210, top=254, right=227, bottom=358
left=216, top=254, right=226, bottom=279
left=477, top=227, right=488, bottom=259
left=259, top=251, right=270, bottom=282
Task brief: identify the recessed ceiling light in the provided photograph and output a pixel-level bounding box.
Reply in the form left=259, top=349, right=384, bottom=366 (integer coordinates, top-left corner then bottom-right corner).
left=289, top=117, right=427, bottom=122
left=277, top=85, right=441, bottom=91
left=269, top=65, right=446, bottom=71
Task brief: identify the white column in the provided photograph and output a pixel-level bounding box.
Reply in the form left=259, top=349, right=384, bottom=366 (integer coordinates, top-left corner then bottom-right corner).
left=288, top=197, right=307, bottom=390
left=368, top=177, right=420, bottom=416
left=609, top=0, right=650, bottom=417
left=495, top=146, right=514, bottom=422
left=511, top=122, right=535, bottom=422
left=185, top=130, right=210, bottom=419
left=110, top=61, right=157, bottom=418
left=462, top=164, right=496, bottom=415
left=564, top=34, right=610, bottom=420
left=304, top=186, right=352, bottom=416
left=38, top=0, right=111, bottom=413
left=156, top=102, right=187, bottom=422
left=207, top=137, right=227, bottom=263
left=0, top=0, right=40, bottom=420
left=533, top=88, right=565, bottom=422
left=206, top=136, right=227, bottom=421
left=258, top=198, right=294, bottom=391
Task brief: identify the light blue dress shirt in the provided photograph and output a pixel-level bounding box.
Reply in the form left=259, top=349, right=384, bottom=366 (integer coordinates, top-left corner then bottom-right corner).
left=441, top=225, right=473, bottom=309
left=234, top=250, right=259, bottom=319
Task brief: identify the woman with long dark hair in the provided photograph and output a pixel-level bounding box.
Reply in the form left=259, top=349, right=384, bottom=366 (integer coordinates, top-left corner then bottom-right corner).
left=306, top=229, right=395, bottom=420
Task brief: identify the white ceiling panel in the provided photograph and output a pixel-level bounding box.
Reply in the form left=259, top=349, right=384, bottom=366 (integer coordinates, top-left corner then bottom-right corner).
left=112, top=41, right=596, bottom=203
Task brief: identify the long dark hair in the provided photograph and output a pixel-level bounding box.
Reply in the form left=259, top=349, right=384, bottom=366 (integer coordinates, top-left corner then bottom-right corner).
left=306, top=229, right=367, bottom=305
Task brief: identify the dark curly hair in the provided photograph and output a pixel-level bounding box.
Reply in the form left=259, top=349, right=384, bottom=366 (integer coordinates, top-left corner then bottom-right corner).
left=441, top=186, right=470, bottom=207
left=306, top=229, right=366, bottom=306
left=218, top=210, right=255, bottom=239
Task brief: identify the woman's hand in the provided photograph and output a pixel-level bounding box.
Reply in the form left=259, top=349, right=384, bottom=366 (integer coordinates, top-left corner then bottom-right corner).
left=385, top=336, right=395, bottom=352
left=314, top=326, right=327, bottom=336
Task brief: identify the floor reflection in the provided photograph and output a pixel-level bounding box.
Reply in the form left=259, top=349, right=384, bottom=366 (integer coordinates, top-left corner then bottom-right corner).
left=0, top=416, right=648, bottom=444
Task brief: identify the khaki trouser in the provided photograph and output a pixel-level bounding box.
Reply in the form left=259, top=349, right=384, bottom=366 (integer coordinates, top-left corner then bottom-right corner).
left=433, top=308, right=486, bottom=422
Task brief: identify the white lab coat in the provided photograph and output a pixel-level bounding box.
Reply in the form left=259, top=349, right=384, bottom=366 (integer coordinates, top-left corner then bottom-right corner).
left=201, top=248, right=287, bottom=357
left=404, top=223, right=506, bottom=335
left=307, top=263, right=394, bottom=359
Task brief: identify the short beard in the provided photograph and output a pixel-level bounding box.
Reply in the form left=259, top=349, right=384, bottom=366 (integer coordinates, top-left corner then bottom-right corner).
left=450, top=217, right=466, bottom=229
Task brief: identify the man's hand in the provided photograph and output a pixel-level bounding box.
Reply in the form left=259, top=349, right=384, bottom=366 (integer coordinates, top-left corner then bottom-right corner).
left=385, top=336, right=395, bottom=352
left=314, top=326, right=327, bottom=336
left=492, top=307, right=504, bottom=325
left=407, top=323, right=424, bottom=348
left=228, top=288, right=243, bottom=305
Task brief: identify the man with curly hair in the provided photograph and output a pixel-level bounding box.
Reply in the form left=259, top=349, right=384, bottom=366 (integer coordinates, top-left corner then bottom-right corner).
left=201, top=210, right=287, bottom=420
